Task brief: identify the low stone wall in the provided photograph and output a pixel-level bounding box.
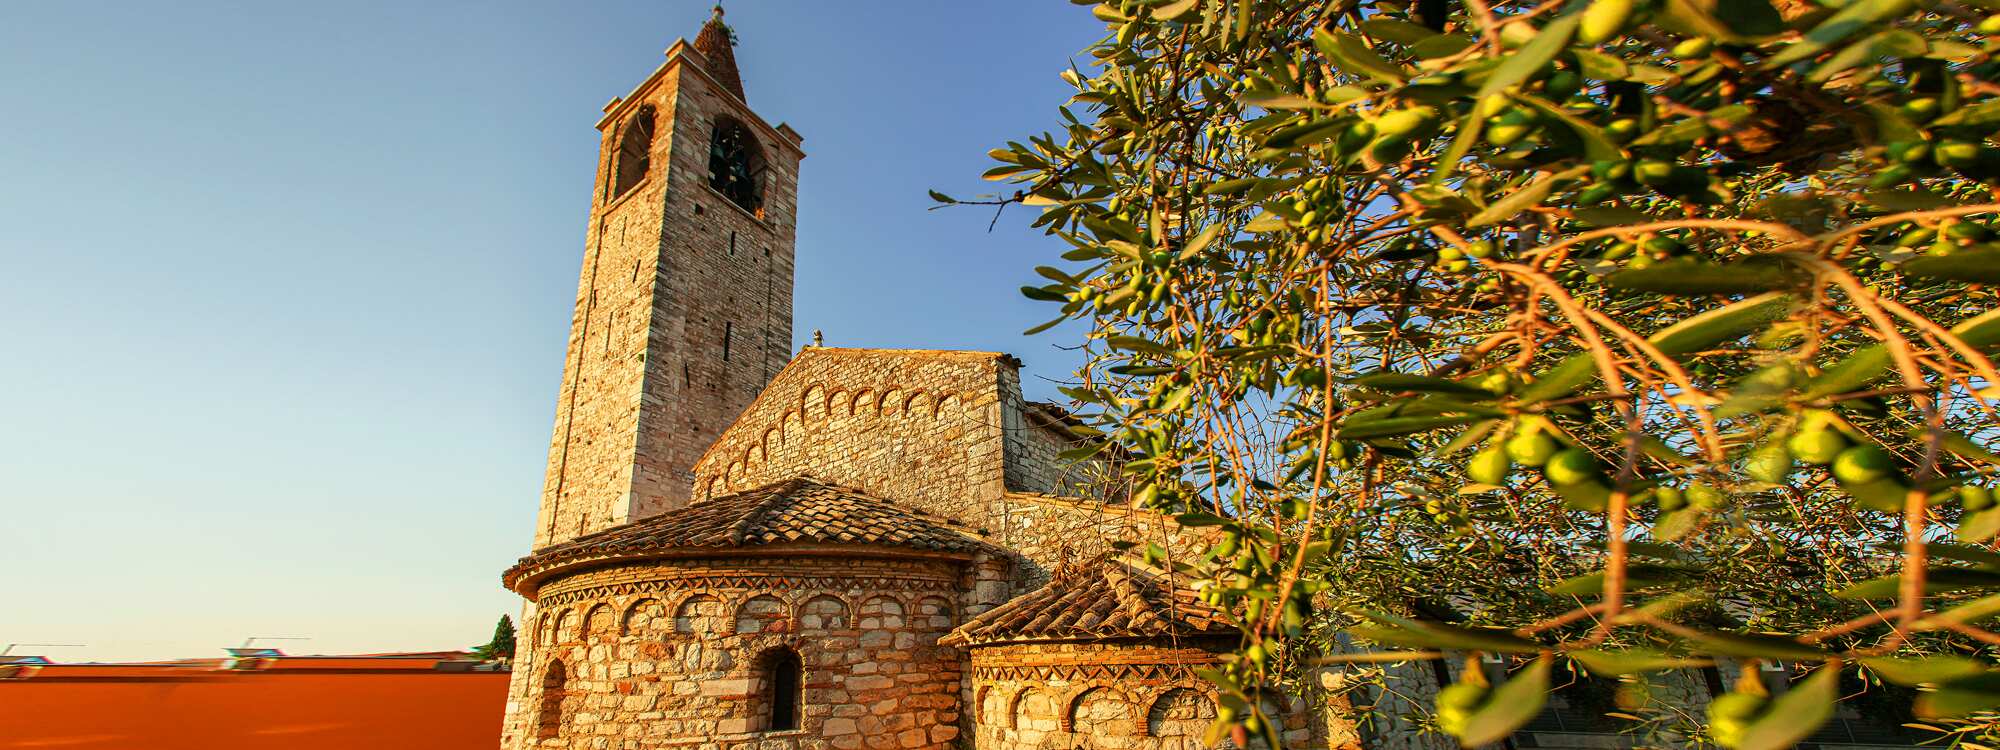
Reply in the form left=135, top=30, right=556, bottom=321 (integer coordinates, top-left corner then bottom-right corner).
left=501, top=554, right=967, bottom=750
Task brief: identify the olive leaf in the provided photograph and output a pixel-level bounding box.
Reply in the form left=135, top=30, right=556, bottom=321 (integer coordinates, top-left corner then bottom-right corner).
left=1359, top=17, right=1440, bottom=45
left=1454, top=656, right=1551, bottom=747
left=1731, top=666, right=1838, bottom=750
left=1861, top=655, right=1989, bottom=686
left=1348, top=372, right=1492, bottom=396
left=1916, top=672, right=2000, bottom=718
left=1348, top=613, right=1543, bottom=653
left=1467, top=165, right=1591, bottom=227
left=1548, top=563, right=1698, bottom=595
left=1676, top=631, right=1824, bottom=661
left=1903, top=251, right=2000, bottom=283
left=1606, top=258, right=1797, bottom=295
left=1312, top=28, right=1407, bottom=86
left=1834, top=567, right=2000, bottom=599
left=1765, top=0, right=1920, bottom=67
left=1475, top=14, right=1582, bottom=102
left=1571, top=648, right=1707, bottom=677
left=1933, top=98, right=2000, bottom=128
left=1519, top=293, right=1793, bottom=402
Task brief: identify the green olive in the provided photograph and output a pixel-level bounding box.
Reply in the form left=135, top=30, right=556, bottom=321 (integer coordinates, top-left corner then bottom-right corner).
left=1964, top=485, right=1996, bottom=512
left=1833, top=444, right=1897, bottom=485
left=1435, top=682, right=1491, bottom=737
left=1746, top=439, right=1794, bottom=484
left=1543, top=448, right=1602, bottom=487
left=1707, top=692, right=1769, bottom=748
left=1787, top=429, right=1849, bottom=466
left=1687, top=482, right=1724, bottom=510
left=1656, top=486, right=1688, bottom=511
left=1507, top=431, right=1562, bottom=467
left=1468, top=446, right=1514, bottom=486
left=1673, top=37, right=1714, bottom=59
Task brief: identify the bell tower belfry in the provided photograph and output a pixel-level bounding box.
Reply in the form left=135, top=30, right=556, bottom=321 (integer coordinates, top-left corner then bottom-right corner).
left=534, top=6, right=804, bottom=549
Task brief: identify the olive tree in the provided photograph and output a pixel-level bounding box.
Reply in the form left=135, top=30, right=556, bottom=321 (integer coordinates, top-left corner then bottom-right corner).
left=952, top=0, right=2000, bottom=746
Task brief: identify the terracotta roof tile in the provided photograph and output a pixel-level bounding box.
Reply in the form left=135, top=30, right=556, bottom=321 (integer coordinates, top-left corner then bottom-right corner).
left=504, top=478, right=991, bottom=592
left=940, top=558, right=1236, bottom=647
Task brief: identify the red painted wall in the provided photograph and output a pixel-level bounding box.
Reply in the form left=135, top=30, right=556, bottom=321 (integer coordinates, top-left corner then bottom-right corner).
left=0, top=662, right=507, bottom=750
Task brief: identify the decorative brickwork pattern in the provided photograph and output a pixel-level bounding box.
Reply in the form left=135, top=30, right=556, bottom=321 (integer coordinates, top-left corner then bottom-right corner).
left=499, top=556, right=968, bottom=750
left=961, top=642, right=1317, bottom=750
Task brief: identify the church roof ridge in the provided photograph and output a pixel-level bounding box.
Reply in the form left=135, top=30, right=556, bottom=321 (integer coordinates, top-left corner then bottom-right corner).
left=503, top=477, right=995, bottom=595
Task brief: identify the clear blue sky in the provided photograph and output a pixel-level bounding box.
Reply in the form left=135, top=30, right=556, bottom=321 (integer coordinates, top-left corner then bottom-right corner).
left=0, top=1, right=1100, bottom=663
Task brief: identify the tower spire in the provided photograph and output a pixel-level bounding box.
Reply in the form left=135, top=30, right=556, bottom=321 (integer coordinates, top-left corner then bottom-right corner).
left=692, top=4, right=745, bottom=102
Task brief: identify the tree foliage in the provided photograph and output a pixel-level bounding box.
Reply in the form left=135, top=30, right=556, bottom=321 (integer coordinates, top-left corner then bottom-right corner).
left=473, top=614, right=516, bottom=662
left=963, top=0, right=2000, bottom=745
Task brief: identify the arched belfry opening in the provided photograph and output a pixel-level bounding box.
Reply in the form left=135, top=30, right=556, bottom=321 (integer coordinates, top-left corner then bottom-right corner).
left=761, top=647, right=803, bottom=731
left=609, top=105, right=657, bottom=200
left=707, top=117, right=765, bottom=214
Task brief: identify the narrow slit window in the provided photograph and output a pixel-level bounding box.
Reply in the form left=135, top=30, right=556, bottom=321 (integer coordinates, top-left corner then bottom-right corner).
left=728, top=230, right=738, bottom=257
left=722, top=322, right=733, bottom=362
left=766, top=649, right=802, bottom=731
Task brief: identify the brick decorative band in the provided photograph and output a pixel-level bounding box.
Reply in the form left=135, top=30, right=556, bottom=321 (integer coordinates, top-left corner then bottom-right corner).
left=535, top=573, right=956, bottom=609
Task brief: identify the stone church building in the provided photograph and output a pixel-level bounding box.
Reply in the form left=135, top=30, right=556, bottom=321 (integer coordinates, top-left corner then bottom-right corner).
left=497, top=9, right=1337, bottom=750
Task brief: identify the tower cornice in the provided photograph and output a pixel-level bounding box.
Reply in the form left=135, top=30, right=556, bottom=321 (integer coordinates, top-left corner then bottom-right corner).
left=595, top=40, right=805, bottom=157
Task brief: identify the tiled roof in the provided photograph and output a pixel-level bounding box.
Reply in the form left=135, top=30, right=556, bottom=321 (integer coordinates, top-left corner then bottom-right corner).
left=504, top=478, right=991, bottom=592
left=941, top=558, right=1237, bottom=646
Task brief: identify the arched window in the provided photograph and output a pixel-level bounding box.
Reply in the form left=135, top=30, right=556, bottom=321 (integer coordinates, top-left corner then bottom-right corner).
left=609, top=106, right=656, bottom=200
left=706, top=118, right=764, bottom=214
left=763, top=648, right=802, bottom=731
left=535, top=660, right=568, bottom=738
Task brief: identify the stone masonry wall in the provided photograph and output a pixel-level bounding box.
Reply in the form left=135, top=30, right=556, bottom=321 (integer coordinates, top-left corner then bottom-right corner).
left=994, top=493, right=1215, bottom=595
left=965, top=641, right=1314, bottom=750
left=997, top=368, right=1121, bottom=501
left=688, top=349, right=1204, bottom=593
left=499, top=554, right=966, bottom=750
left=535, top=45, right=803, bottom=550
left=633, top=53, right=801, bottom=523
left=690, top=349, right=1012, bottom=528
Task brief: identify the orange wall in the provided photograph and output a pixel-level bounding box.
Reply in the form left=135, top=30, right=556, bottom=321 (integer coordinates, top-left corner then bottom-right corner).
left=0, top=669, right=507, bottom=750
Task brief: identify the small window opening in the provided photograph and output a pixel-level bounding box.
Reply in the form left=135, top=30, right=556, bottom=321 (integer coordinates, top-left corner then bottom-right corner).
left=706, top=118, right=766, bottom=214
left=728, top=230, right=738, bottom=257
left=536, top=660, right=568, bottom=738
left=765, top=649, right=802, bottom=731
left=609, top=106, right=657, bottom=200
left=722, top=322, right=733, bottom=362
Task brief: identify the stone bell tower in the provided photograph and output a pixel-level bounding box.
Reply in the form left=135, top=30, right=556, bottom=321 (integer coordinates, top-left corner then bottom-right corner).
left=533, top=6, right=805, bottom=549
